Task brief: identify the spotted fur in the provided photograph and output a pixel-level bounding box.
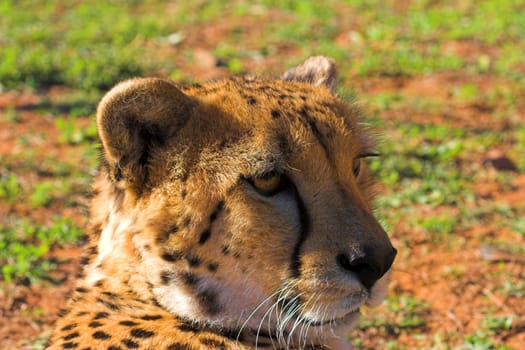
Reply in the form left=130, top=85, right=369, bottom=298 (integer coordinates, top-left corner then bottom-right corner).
left=48, top=57, right=396, bottom=350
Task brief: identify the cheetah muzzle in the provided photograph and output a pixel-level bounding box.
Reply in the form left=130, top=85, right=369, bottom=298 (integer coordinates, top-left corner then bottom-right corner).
left=48, top=56, right=396, bottom=350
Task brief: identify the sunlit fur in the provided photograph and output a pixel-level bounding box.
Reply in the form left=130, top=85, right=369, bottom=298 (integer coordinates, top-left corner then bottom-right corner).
left=48, top=57, right=395, bottom=350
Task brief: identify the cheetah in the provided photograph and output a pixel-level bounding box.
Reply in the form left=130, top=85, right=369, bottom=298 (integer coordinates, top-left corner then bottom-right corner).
left=47, top=56, right=396, bottom=350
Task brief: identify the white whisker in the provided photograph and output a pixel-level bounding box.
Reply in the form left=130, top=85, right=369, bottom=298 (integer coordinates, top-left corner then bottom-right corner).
left=236, top=287, right=284, bottom=344
left=299, top=293, right=322, bottom=349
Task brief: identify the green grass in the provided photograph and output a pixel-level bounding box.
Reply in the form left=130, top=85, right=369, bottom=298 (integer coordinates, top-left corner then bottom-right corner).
left=501, top=281, right=524, bottom=298
left=369, top=122, right=474, bottom=211
left=416, top=213, right=460, bottom=236
left=0, top=217, right=83, bottom=284
left=0, top=172, right=22, bottom=203
left=0, top=0, right=170, bottom=91
left=462, top=331, right=514, bottom=350
left=482, top=315, right=514, bottom=332
left=357, top=294, right=430, bottom=341
left=0, top=115, right=97, bottom=285
left=55, top=116, right=98, bottom=145
left=2, top=0, right=524, bottom=91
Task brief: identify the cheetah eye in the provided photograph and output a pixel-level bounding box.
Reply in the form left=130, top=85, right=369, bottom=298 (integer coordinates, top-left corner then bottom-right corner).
left=352, top=158, right=362, bottom=177
left=250, top=171, right=287, bottom=196
left=353, top=152, right=380, bottom=178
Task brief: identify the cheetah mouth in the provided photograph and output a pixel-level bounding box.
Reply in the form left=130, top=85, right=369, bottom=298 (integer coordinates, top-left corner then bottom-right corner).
left=308, top=308, right=361, bottom=327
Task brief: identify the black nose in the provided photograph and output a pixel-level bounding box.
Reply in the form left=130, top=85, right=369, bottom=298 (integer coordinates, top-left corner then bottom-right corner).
left=336, top=247, right=397, bottom=290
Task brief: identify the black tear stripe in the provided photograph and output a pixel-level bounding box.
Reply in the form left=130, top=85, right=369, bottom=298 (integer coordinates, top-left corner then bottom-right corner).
left=290, top=186, right=310, bottom=278
left=306, top=117, right=331, bottom=162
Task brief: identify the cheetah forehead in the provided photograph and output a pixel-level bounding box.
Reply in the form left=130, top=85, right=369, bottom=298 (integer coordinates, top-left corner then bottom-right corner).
left=164, top=78, right=372, bottom=179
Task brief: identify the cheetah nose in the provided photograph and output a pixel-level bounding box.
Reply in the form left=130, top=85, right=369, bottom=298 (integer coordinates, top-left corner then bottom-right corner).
left=336, top=246, right=397, bottom=290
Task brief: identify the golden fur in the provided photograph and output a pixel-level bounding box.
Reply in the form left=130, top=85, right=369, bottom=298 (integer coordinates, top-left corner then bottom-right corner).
left=48, top=57, right=396, bottom=350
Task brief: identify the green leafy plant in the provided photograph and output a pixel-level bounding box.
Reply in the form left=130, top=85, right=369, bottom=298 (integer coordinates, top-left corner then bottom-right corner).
left=0, top=172, right=22, bottom=203
left=0, top=217, right=83, bottom=284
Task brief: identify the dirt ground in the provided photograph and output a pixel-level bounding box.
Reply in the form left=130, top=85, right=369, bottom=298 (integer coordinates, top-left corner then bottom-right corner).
left=1, top=25, right=524, bottom=350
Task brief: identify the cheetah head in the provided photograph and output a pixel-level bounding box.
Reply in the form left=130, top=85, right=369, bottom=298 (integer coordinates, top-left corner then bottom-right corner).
left=90, top=56, right=396, bottom=349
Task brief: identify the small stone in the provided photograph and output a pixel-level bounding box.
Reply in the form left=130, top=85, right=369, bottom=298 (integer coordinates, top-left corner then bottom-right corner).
left=165, top=32, right=185, bottom=46
left=483, top=150, right=517, bottom=171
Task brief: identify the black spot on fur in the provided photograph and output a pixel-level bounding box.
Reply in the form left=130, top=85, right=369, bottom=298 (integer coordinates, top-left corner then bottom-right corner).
left=181, top=272, right=198, bottom=285
left=200, top=337, right=226, bottom=349
left=91, top=222, right=102, bottom=235
left=61, top=323, right=77, bottom=332
left=62, top=342, right=78, bottom=349
left=167, top=344, right=186, bottom=350
left=94, top=280, right=104, bottom=287
left=271, top=109, right=281, bottom=119
left=79, top=256, right=90, bottom=266
left=197, top=289, right=221, bottom=315
left=178, top=322, right=200, bottom=332
left=207, top=262, right=218, bottom=272
left=63, top=332, right=79, bottom=340
left=96, top=297, right=119, bottom=310
left=183, top=217, right=191, bottom=227
left=121, top=339, right=139, bottom=348
left=210, top=201, right=224, bottom=221
left=188, top=82, right=203, bottom=89
left=157, top=224, right=179, bottom=243
left=221, top=245, right=230, bottom=255
left=101, top=291, right=117, bottom=298
left=119, top=320, right=139, bottom=327
left=88, top=321, right=103, bottom=328
left=92, top=331, right=111, bottom=339
left=93, top=311, right=109, bottom=320
left=186, top=253, right=201, bottom=267
left=87, top=245, right=98, bottom=255
left=181, top=189, right=187, bottom=199
left=57, top=308, right=70, bottom=317
left=180, top=171, right=189, bottom=183
left=300, top=106, right=309, bottom=118
left=130, top=328, right=155, bottom=338
left=246, top=97, right=257, bottom=105
left=76, top=311, right=88, bottom=316
left=75, top=287, right=88, bottom=293
left=161, top=251, right=183, bottom=262
left=140, top=314, right=162, bottom=320
left=198, top=229, right=211, bottom=245
left=160, top=270, right=173, bottom=285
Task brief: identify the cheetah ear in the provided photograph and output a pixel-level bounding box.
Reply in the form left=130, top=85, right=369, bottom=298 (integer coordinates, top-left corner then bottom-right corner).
left=282, top=56, right=338, bottom=93
left=97, top=78, right=195, bottom=192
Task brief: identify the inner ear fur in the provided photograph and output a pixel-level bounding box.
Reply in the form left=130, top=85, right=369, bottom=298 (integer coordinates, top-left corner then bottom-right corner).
left=97, top=78, right=195, bottom=192
left=282, top=56, right=338, bottom=93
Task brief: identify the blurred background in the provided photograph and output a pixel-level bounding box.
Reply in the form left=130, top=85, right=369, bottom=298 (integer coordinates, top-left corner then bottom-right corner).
left=0, top=1, right=524, bottom=349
